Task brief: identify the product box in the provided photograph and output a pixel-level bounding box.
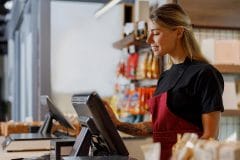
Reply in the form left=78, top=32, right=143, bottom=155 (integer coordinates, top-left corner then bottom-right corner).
left=223, top=80, right=238, bottom=109
left=201, top=39, right=240, bottom=65
left=215, top=40, right=240, bottom=65
left=201, top=38, right=215, bottom=64
left=219, top=142, right=240, bottom=160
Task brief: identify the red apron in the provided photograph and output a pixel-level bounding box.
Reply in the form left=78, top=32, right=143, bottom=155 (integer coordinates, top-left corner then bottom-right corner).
left=148, top=92, right=203, bottom=160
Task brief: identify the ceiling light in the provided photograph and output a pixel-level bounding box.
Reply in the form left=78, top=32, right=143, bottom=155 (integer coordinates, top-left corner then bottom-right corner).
left=4, top=0, right=13, bottom=10
left=94, top=0, right=122, bottom=18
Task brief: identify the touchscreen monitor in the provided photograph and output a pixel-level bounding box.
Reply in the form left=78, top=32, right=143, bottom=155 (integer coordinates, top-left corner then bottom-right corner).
left=71, top=92, right=129, bottom=156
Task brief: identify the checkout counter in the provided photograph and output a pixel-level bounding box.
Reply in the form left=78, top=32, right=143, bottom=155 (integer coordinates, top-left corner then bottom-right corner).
left=0, top=136, right=152, bottom=160
left=0, top=92, right=153, bottom=160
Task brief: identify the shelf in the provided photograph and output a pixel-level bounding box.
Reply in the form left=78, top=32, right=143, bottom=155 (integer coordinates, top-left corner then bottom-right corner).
left=214, top=64, right=240, bottom=74
left=131, top=79, right=158, bottom=86
left=113, top=34, right=149, bottom=50
left=222, top=109, right=240, bottom=116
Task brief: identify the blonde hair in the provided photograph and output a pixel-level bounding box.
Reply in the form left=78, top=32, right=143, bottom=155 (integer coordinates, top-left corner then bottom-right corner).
left=150, top=3, right=208, bottom=64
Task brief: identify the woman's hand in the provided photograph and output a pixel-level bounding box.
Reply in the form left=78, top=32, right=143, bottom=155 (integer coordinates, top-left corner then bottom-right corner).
left=103, top=100, right=152, bottom=136
left=103, top=100, right=120, bottom=128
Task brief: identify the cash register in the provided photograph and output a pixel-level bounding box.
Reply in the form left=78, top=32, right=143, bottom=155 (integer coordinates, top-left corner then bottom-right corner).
left=2, top=95, right=75, bottom=152
left=62, top=92, right=131, bottom=160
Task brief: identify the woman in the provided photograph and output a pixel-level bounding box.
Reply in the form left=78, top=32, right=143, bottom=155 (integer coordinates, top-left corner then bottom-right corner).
left=106, top=3, right=224, bottom=160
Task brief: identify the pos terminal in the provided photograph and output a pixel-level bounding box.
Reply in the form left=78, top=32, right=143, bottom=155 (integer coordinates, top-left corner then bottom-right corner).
left=63, top=92, right=130, bottom=160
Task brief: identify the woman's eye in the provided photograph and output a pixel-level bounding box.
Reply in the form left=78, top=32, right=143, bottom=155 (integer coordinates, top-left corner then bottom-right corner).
left=153, top=32, right=159, bottom=35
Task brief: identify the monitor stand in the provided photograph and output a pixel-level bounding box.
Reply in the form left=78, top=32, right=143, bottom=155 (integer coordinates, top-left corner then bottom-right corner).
left=66, top=117, right=128, bottom=160
left=2, top=113, right=58, bottom=152
left=38, top=112, right=53, bottom=134
left=69, top=126, right=91, bottom=156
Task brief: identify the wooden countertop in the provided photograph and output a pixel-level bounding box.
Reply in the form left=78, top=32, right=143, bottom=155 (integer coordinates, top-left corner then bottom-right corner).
left=0, top=136, right=50, bottom=160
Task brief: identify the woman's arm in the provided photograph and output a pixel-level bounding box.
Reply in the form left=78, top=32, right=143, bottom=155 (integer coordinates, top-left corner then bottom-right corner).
left=103, top=100, right=152, bottom=137
left=201, top=111, right=221, bottom=139
left=117, top=121, right=152, bottom=137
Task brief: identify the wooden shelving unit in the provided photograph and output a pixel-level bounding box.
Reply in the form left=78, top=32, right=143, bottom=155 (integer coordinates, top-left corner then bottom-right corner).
left=113, top=33, right=240, bottom=117
left=113, top=34, right=149, bottom=49
left=222, top=109, right=240, bottom=116
left=214, top=64, right=240, bottom=74
left=113, top=36, right=240, bottom=74
left=131, top=79, right=158, bottom=86
left=113, top=37, right=240, bottom=74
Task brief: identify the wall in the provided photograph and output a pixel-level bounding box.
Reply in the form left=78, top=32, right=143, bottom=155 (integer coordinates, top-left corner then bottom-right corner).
left=51, top=1, right=123, bottom=113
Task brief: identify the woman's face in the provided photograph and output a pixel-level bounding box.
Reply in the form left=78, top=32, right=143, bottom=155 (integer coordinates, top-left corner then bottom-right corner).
left=146, top=20, right=179, bottom=56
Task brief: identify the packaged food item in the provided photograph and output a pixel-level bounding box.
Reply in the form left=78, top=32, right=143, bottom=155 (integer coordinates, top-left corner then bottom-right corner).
left=194, top=139, right=211, bottom=160
left=138, top=87, right=145, bottom=114
left=136, top=51, right=148, bottom=80
left=135, top=21, right=148, bottom=40
left=151, top=55, right=160, bottom=79
left=116, top=59, right=126, bottom=77
left=194, top=139, right=221, bottom=160
left=123, top=22, right=135, bottom=37
left=204, top=140, right=222, bottom=160
left=172, top=133, right=199, bottom=160
left=140, top=142, right=161, bottom=160
left=126, top=52, right=139, bottom=79
left=126, top=83, right=140, bottom=115
left=146, top=52, right=153, bottom=79
left=219, top=142, right=240, bottom=160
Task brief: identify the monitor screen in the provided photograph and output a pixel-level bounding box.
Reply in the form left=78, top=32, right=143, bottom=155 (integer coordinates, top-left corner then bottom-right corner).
left=39, top=95, right=75, bottom=134
left=71, top=92, right=129, bottom=156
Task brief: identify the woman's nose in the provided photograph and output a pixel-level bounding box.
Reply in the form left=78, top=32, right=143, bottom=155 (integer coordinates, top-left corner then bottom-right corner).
left=146, top=34, right=152, bottom=44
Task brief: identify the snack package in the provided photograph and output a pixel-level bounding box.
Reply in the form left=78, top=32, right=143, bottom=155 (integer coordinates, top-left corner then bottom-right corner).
left=219, top=142, right=240, bottom=160
left=141, top=142, right=161, bottom=160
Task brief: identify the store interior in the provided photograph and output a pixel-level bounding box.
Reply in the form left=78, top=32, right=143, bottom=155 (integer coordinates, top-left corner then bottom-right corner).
left=0, top=0, right=240, bottom=159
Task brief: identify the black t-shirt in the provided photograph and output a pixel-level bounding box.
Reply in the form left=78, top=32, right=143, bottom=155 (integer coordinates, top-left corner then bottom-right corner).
left=154, top=57, right=224, bottom=129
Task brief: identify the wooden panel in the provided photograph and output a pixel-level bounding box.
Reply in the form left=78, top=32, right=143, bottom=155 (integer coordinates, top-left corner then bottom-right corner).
left=222, top=109, right=240, bottom=116
left=214, top=64, right=240, bottom=74
left=177, top=0, right=240, bottom=29
left=113, top=34, right=149, bottom=49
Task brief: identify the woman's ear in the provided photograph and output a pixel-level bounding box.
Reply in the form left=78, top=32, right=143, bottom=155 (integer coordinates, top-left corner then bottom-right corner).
left=176, top=26, right=184, bottom=39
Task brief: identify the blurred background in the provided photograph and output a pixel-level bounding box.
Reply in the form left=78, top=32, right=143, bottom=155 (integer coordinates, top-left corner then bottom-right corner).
left=0, top=0, right=240, bottom=142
